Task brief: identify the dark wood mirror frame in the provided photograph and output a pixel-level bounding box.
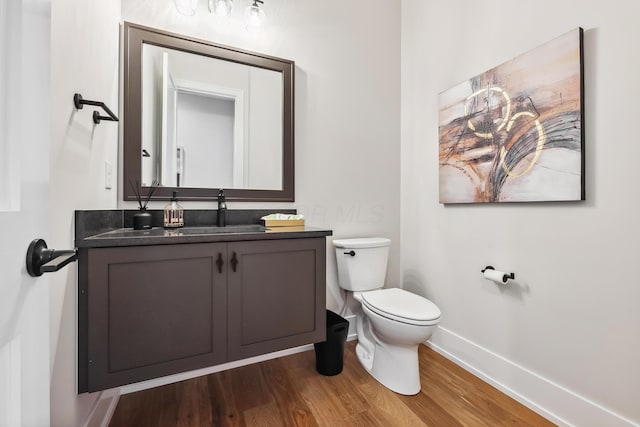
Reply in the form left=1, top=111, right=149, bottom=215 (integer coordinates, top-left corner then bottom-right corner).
left=123, top=22, right=294, bottom=202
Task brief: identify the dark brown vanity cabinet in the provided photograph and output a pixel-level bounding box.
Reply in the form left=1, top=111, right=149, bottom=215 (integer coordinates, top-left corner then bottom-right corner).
left=227, top=239, right=326, bottom=360
left=78, top=238, right=326, bottom=393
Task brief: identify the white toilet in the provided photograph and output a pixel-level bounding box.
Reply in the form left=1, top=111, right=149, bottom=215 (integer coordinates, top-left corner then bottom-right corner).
left=333, top=237, right=441, bottom=395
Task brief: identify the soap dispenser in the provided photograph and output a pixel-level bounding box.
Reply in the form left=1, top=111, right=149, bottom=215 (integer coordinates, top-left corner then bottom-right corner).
left=164, top=191, right=184, bottom=228
left=217, top=189, right=226, bottom=227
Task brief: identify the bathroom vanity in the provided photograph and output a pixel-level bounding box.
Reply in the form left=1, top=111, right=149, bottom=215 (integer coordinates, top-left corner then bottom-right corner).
left=75, top=210, right=331, bottom=392
left=72, top=22, right=328, bottom=394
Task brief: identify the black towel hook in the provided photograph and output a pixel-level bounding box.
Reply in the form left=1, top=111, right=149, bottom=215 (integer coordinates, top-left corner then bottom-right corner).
left=74, top=93, right=119, bottom=124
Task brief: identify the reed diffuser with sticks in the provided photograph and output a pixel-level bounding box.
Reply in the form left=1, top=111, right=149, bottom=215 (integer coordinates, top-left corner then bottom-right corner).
left=130, top=180, right=159, bottom=230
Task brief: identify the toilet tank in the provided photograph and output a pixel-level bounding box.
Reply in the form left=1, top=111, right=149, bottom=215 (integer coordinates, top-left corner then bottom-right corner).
left=333, top=237, right=390, bottom=291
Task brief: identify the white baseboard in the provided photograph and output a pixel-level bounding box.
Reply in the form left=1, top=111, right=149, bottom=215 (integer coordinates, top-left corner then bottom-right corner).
left=83, top=388, right=120, bottom=427
left=120, top=343, right=315, bottom=395
left=427, top=326, right=637, bottom=427
left=345, top=314, right=357, bottom=340
left=121, top=315, right=357, bottom=396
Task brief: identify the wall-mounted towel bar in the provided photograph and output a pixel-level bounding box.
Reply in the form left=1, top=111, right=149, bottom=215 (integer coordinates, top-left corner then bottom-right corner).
left=26, top=238, right=77, bottom=277
left=73, top=93, right=119, bottom=124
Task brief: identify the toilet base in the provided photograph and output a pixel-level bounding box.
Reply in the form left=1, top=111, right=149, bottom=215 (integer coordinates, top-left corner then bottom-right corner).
left=355, top=341, right=421, bottom=396
left=355, top=342, right=373, bottom=371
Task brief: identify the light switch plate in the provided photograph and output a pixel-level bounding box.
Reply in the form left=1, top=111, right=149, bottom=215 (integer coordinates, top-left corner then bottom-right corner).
left=104, top=161, right=112, bottom=190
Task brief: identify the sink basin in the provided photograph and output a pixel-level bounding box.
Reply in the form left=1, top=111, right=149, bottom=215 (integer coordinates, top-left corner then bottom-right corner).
left=178, top=224, right=267, bottom=235
left=90, top=224, right=268, bottom=239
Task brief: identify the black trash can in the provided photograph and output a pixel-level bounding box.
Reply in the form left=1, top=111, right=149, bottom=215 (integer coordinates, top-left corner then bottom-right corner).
left=314, top=310, right=349, bottom=376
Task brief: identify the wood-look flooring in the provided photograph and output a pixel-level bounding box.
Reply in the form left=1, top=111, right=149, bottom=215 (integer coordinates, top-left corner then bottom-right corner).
left=109, top=341, right=555, bottom=426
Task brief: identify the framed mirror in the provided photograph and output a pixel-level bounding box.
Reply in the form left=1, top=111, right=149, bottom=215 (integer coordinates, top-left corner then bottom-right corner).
left=123, top=22, right=294, bottom=202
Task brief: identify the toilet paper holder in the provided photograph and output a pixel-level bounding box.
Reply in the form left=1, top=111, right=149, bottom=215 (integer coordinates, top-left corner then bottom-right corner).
left=481, top=265, right=515, bottom=282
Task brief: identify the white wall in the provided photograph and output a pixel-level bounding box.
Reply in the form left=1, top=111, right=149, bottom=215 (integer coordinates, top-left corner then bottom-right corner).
left=401, top=1, right=640, bottom=425
left=122, top=0, right=401, bottom=312
left=49, top=0, right=121, bottom=426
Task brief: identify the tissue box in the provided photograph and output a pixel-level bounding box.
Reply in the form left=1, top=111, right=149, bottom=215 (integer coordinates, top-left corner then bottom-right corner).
left=261, top=213, right=305, bottom=227
left=262, top=218, right=305, bottom=227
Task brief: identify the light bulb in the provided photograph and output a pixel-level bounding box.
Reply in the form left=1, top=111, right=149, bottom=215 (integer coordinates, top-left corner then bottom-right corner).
left=175, top=0, right=199, bottom=16
left=210, top=0, right=233, bottom=17
left=244, top=3, right=265, bottom=29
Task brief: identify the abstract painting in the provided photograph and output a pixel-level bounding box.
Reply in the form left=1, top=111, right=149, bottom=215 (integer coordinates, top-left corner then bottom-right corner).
left=438, top=28, right=584, bottom=203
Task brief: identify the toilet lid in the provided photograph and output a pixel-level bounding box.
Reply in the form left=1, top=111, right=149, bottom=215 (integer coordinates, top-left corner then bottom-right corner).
left=333, top=237, right=391, bottom=249
left=362, top=288, right=441, bottom=325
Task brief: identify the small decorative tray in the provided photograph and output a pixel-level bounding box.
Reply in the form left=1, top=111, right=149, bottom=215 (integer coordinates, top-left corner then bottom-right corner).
left=261, top=213, right=305, bottom=227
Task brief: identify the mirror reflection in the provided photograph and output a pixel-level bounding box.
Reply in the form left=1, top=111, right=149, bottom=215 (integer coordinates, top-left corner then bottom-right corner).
left=141, top=44, right=283, bottom=190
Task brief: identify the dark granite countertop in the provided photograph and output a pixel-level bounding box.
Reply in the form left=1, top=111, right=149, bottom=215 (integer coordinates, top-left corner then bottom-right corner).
left=76, top=225, right=332, bottom=248
left=75, top=210, right=332, bottom=248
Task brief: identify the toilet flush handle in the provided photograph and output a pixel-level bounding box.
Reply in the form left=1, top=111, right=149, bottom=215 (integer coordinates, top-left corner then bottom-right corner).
left=344, top=250, right=356, bottom=257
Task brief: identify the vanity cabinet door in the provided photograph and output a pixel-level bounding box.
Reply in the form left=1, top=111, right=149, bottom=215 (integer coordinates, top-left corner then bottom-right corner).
left=227, top=238, right=326, bottom=360
left=79, top=243, right=227, bottom=392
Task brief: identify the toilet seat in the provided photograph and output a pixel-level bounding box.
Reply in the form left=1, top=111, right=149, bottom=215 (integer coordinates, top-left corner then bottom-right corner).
left=362, top=288, right=441, bottom=326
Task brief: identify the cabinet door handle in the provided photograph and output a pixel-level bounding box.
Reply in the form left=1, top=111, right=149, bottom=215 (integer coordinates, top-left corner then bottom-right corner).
left=216, top=253, right=224, bottom=274
left=230, top=252, right=238, bottom=272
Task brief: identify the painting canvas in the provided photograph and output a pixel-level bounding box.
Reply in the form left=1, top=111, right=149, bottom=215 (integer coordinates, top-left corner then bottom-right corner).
left=438, top=28, right=584, bottom=203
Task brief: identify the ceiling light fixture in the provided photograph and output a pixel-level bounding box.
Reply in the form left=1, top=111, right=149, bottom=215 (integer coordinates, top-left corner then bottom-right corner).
left=174, top=0, right=267, bottom=31
left=174, top=0, right=199, bottom=16
left=244, top=0, right=265, bottom=29
left=209, top=0, right=234, bottom=17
